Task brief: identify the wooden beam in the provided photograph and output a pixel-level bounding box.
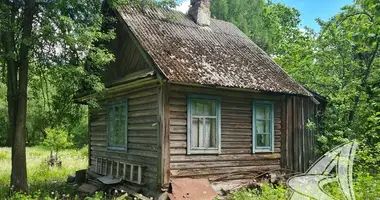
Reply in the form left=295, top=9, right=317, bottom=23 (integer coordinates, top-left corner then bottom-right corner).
left=162, top=81, right=171, bottom=186
left=76, top=77, right=158, bottom=102
left=108, top=68, right=155, bottom=87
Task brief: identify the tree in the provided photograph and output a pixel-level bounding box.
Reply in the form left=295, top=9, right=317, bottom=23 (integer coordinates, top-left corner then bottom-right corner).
left=0, top=0, right=115, bottom=192
left=273, top=0, right=380, bottom=171
left=43, top=127, right=73, bottom=159
left=0, top=0, right=177, bottom=192
left=1, top=0, right=36, bottom=191
left=210, top=0, right=303, bottom=55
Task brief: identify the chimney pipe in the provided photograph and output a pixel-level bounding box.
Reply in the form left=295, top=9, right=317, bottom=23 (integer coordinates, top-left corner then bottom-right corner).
left=188, top=0, right=211, bottom=26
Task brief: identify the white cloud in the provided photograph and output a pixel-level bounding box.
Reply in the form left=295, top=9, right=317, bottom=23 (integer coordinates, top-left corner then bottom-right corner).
left=175, top=0, right=190, bottom=14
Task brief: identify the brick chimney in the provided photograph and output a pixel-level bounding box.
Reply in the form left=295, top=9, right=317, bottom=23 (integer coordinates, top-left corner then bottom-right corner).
left=188, top=0, right=211, bottom=26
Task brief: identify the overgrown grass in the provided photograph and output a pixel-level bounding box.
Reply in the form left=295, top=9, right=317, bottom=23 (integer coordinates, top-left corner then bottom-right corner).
left=229, top=173, right=380, bottom=200
left=0, top=146, right=87, bottom=199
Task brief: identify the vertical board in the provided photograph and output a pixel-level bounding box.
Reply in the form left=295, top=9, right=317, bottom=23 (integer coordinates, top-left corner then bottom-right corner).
left=282, top=96, right=322, bottom=173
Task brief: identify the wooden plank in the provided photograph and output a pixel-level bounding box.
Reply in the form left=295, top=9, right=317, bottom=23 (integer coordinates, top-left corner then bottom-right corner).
left=169, top=84, right=284, bottom=101
left=170, top=159, right=280, bottom=169
left=128, top=137, right=157, bottom=145
left=128, top=109, right=157, bottom=118
left=170, top=153, right=281, bottom=162
left=170, top=165, right=281, bottom=177
left=129, top=95, right=158, bottom=106
left=128, top=103, right=158, bottom=112
left=128, top=124, right=157, bottom=131
left=281, top=96, right=287, bottom=169
left=128, top=116, right=157, bottom=124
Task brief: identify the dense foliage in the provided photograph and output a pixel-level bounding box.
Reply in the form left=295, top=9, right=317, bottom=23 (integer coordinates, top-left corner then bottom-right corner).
left=212, top=0, right=380, bottom=173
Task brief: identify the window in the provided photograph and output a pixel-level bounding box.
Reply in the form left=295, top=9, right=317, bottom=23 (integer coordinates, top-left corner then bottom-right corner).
left=187, top=95, right=221, bottom=154
left=107, top=101, right=128, bottom=150
left=252, top=101, right=274, bottom=152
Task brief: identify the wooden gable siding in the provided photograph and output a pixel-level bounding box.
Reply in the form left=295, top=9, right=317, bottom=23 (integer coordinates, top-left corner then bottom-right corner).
left=104, top=20, right=151, bottom=87
left=166, top=84, right=283, bottom=182
left=88, top=78, right=160, bottom=189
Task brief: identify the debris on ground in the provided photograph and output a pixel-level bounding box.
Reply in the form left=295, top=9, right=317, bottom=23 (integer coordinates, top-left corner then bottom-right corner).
left=167, top=178, right=217, bottom=200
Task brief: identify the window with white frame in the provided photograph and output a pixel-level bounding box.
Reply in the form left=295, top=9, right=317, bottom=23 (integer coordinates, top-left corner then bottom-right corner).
left=187, top=95, right=221, bottom=154
left=252, top=101, right=274, bottom=152
left=107, top=101, right=128, bottom=150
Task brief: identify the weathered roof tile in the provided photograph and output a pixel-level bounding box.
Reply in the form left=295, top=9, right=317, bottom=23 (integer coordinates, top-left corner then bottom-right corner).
left=118, top=6, right=311, bottom=96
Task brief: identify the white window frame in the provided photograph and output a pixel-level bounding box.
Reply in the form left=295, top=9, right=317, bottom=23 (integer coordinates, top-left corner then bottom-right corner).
left=187, top=94, right=221, bottom=155
left=252, top=100, right=274, bottom=153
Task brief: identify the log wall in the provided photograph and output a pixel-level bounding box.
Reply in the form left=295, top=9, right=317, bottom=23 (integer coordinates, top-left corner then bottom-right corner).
left=167, top=84, right=284, bottom=182
left=88, top=78, right=160, bottom=189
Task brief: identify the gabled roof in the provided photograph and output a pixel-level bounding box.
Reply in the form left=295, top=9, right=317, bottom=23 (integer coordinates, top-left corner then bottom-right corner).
left=117, top=6, right=311, bottom=96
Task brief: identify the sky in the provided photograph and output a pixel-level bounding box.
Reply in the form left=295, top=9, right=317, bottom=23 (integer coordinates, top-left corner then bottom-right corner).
left=176, top=0, right=354, bottom=31
left=271, top=0, right=353, bottom=30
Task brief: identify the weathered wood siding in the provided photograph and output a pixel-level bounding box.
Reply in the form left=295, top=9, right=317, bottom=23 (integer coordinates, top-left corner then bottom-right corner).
left=89, top=79, right=160, bottom=189
left=104, top=20, right=151, bottom=87
left=281, top=96, right=321, bottom=173
left=167, top=84, right=283, bottom=182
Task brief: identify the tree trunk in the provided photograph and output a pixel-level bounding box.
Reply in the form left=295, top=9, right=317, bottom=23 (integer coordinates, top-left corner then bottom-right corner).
left=10, top=0, right=35, bottom=192
left=0, top=0, right=18, bottom=148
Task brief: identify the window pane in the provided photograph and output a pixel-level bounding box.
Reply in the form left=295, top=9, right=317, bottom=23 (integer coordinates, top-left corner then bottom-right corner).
left=256, top=106, right=265, bottom=119
left=264, top=120, right=270, bottom=133
left=264, top=106, right=270, bottom=120
left=192, top=100, right=216, bottom=116
left=256, top=120, right=264, bottom=133
left=192, top=118, right=204, bottom=148
left=192, top=101, right=203, bottom=116
left=256, top=134, right=270, bottom=147
left=257, top=120, right=271, bottom=134
left=108, top=103, right=127, bottom=147
left=203, top=102, right=216, bottom=116
left=205, top=118, right=216, bottom=148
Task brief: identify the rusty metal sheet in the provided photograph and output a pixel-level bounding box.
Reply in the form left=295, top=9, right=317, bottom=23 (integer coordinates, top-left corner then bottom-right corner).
left=167, top=178, right=217, bottom=200
left=116, top=6, right=311, bottom=96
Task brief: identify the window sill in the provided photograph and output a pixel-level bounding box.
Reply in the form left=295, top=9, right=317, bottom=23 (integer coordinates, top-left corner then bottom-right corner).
left=187, top=149, right=220, bottom=155
left=253, top=149, right=273, bottom=153
left=108, top=146, right=127, bottom=151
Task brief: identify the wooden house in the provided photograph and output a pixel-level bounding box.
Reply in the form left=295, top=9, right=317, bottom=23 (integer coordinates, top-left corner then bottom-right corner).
left=77, top=0, right=325, bottom=195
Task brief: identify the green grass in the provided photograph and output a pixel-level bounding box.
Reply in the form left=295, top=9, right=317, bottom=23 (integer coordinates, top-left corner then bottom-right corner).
left=0, top=146, right=87, bottom=199
left=229, top=173, right=380, bottom=200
